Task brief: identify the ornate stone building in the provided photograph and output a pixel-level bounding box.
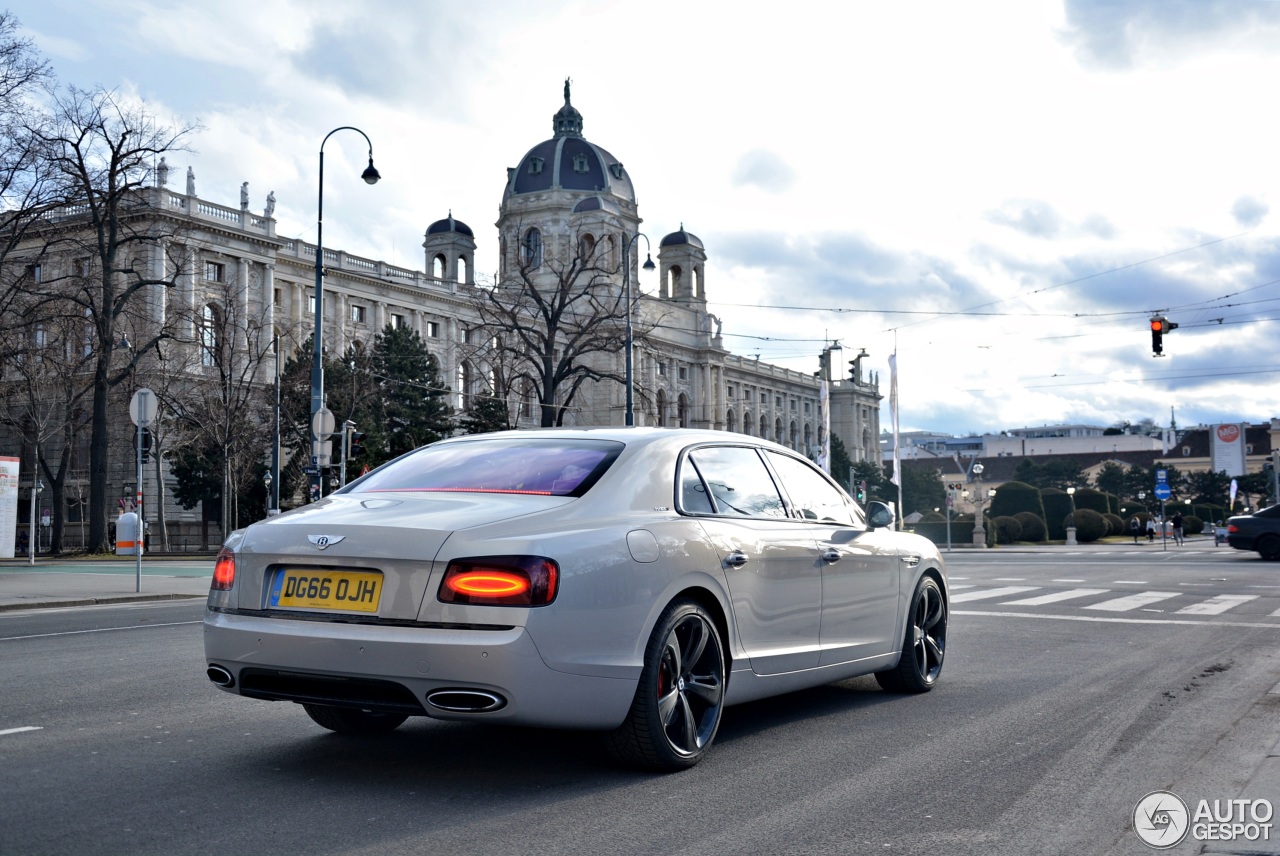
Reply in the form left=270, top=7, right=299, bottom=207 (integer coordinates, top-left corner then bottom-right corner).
left=6, top=83, right=882, bottom=550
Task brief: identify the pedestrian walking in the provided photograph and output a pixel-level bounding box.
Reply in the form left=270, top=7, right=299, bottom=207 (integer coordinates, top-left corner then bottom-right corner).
left=1130, top=516, right=1141, bottom=544
left=17, top=528, right=28, bottom=556
left=1171, top=511, right=1184, bottom=546
left=1146, top=517, right=1156, bottom=542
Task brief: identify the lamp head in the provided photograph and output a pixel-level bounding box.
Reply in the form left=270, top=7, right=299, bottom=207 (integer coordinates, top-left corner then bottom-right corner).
left=361, top=157, right=381, bottom=185
left=642, top=253, right=656, bottom=271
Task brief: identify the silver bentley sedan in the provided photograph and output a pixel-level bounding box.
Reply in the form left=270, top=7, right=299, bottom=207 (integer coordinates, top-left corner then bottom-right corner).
left=204, top=427, right=948, bottom=771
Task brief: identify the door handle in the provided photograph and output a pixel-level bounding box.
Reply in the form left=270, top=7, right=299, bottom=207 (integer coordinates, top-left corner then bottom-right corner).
left=725, top=551, right=749, bottom=568
left=820, top=549, right=842, bottom=563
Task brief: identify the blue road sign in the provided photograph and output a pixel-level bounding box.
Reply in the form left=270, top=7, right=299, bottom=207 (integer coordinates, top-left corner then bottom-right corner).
left=1154, top=483, right=1172, bottom=501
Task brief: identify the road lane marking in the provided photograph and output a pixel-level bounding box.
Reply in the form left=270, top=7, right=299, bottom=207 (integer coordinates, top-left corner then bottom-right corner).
left=0, top=727, right=43, bottom=736
left=1053, top=579, right=1086, bottom=583
left=955, top=610, right=1280, bottom=629
left=949, top=586, right=1040, bottom=603
left=1085, top=592, right=1180, bottom=611
left=1112, top=580, right=1148, bottom=584
left=0, top=621, right=200, bottom=642
left=1001, top=588, right=1110, bottom=606
left=948, top=584, right=977, bottom=590
left=993, top=577, right=1026, bottom=581
left=1176, top=595, right=1259, bottom=615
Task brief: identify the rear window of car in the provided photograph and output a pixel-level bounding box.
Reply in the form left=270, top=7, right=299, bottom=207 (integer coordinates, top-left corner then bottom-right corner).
left=347, top=438, right=625, bottom=497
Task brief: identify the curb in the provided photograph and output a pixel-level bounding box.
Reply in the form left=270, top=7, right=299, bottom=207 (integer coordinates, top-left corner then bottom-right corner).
left=0, top=593, right=205, bottom=612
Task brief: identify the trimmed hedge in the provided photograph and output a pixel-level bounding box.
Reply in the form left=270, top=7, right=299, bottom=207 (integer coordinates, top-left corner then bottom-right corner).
left=1071, top=508, right=1108, bottom=543
left=992, top=516, right=1022, bottom=545
left=1013, top=511, right=1047, bottom=542
left=1042, top=488, right=1073, bottom=541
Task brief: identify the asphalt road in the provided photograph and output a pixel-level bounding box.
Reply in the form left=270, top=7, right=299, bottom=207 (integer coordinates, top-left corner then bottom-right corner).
left=1, top=549, right=1277, bottom=856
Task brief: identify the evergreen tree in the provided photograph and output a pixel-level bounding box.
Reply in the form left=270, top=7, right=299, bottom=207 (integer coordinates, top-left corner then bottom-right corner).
left=459, top=394, right=511, bottom=435
left=370, top=324, right=453, bottom=461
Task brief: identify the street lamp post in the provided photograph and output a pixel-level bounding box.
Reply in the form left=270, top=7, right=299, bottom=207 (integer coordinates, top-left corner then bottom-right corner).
left=1065, top=486, right=1077, bottom=546
left=311, top=127, right=380, bottom=500
left=970, top=462, right=987, bottom=547
left=621, top=233, right=655, bottom=426
left=270, top=335, right=280, bottom=515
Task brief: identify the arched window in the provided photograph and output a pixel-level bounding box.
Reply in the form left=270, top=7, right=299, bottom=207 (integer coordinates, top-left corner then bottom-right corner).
left=760, top=415, right=768, bottom=438
left=656, top=390, right=667, bottom=427
left=667, top=264, right=683, bottom=297
left=432, top=253, right=447, bottom=279
left=605, top=235, right=617, bottom=269
left=790, top=420, right=798, bottom=449
left=457, top=255, right=468, bottom=283
left=521, top=228, right=542, bottom=268
left=579, top=233, right=596, bottom=262
left=677, top=393, right=688, bottom=428
left=726, top=409, right=736, bottom=434
left=775, top=418, right=783, bottom=444
left=742, top=410, right=751, bottom=436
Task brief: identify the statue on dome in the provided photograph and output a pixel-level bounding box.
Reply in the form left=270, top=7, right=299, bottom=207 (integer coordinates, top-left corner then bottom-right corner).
left=186, top=166, right=196, bottom=196
left=264, top=191, right=276, bottom=218
left=156, top=156, right=168, bottom=187
left=240, top=182, right=249, bottom=210
left=564, top=77, right=571, bottom=102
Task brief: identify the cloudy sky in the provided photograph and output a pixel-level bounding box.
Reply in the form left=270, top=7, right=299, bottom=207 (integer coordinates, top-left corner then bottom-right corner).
left=12, top=0, right=1280, bottom=435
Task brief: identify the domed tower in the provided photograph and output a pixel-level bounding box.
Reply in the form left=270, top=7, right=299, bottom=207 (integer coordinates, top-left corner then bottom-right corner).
left=657, top=225, right=707, bottom=306
left=422, top=212, right=476, bottom=285
left=497, top=80, right=642, bottom=282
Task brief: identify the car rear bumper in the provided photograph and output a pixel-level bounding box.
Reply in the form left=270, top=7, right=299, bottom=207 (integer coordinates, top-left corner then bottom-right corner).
left=203, top=611, right=636, bottom=729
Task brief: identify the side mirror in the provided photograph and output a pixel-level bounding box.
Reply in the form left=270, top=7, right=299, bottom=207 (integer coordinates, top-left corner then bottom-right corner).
left=866, top=500, right=894, bottom=530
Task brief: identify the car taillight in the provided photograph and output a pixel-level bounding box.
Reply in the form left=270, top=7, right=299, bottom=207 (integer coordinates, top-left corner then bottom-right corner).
left=1227, top=524, right=1240, bottom=533
left=212, top=547, right=236, bottom=591
left=438, top=556, right=558, bottom=606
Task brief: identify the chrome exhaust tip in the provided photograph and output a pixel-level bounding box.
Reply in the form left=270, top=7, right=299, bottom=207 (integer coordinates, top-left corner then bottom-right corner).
left=426, top=689, right=506, bottom=713
left=206, top=664, right=235, bottom=688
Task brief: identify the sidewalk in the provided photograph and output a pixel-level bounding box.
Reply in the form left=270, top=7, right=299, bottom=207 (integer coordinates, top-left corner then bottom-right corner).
left=0, top=556, right=213, bottom=611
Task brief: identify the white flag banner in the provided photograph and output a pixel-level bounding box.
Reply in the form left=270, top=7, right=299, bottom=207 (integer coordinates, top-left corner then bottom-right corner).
left=818, top=379, right=830, bottom=473
left=889, top=353, right=901, bottom=489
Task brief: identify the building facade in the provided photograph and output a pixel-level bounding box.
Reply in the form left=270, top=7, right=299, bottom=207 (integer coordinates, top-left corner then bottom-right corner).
left=5, top=83, right=882, bottom=550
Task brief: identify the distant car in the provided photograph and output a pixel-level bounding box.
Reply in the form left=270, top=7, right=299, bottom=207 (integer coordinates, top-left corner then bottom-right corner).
left=1226, top=504, right=1280, bottom=560
left=203, top=428, right=948, bottom=770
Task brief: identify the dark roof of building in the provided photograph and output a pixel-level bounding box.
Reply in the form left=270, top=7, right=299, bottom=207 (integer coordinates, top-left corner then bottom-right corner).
left=660, top=225, right=703, bottom=248
left=504, top=83, right=635, bottom=204
left=425, top=213, right=474, bottom=238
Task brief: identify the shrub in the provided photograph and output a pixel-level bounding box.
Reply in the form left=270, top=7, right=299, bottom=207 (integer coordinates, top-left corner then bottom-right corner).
left=1013, top=511, right=1047, bottom=542
left=992, top=515, right=1022, bottom=545
left=1102, top=513, right=1124, bottom=536
left=1042, top=489, right=1073, bottom=541
left=989, top=481, right=1045, bottom=519
left=1184, top=515, right=1204, bottom=535
left=1071, top=508, right=1108, bottom=543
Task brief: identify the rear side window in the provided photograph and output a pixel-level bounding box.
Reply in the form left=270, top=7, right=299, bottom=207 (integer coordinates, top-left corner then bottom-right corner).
left=349, top=438, right=624, bottom=497
left=765, top=451, right=857, bottom=526
left=685, top=446, right=787, bottom=518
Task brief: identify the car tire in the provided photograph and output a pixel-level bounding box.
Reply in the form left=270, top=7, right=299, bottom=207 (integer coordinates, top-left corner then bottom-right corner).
left=875, top=575, right=947, bottom=694
left=302, top=704, right=408, bottom=735
left=606, top=598, right=726, bottom=772
left=1258, top=535, right=1280, bottom=561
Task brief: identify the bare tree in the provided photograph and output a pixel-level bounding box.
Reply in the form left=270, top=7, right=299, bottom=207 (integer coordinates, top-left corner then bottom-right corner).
left=21, top=86, right=197, bottom=551
left=470, top=223, right=645, bottom=427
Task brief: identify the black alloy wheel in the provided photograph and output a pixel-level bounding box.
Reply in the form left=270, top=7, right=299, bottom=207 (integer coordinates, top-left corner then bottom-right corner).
left=607, top=599, right=726, bottom=771
left=876, top=575, right=947, bottom=693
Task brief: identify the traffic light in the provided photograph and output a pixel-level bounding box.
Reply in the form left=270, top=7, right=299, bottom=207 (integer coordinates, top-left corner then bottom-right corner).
left=349, top=431, right=367, bottom=459
left=856, top=480, right=867, bottom=503
left=139, top=427, right=152, bottom=464
left=1150, top=316, right=1178, bottom=356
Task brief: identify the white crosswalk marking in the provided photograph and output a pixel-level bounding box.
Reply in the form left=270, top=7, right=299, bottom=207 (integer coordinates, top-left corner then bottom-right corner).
left=1085, top=592, right=1180, bottom=612
left=949, top=586, right=1040, bottom=603
left=1002, top=588, right=1110, bottom=606
left=1175, top=595, right=1259, bottom=615
left=949, top=584, right=977, bottom=591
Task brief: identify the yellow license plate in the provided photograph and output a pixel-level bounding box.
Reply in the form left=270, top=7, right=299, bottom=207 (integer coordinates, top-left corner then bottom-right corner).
left=269, top=569, right=382, bottom=613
